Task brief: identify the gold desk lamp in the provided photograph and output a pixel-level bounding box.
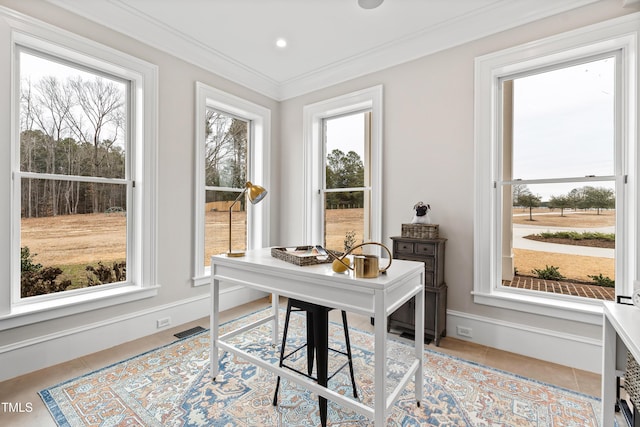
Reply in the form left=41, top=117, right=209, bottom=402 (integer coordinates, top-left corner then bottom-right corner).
left=227, top=181, right=267, bottom=257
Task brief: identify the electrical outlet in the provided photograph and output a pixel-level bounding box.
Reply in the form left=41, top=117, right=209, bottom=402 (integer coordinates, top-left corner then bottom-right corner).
left=157, top=317, right=171, bottom=328
left=456, top=326, right=472, bottom=338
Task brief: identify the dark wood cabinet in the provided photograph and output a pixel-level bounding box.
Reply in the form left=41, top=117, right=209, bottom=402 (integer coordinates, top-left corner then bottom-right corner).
left=389, top=236, right=447, bottom=345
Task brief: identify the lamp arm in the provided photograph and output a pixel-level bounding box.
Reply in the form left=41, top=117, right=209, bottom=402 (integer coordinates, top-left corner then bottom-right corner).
left=228, top=188, right=247, bottom=254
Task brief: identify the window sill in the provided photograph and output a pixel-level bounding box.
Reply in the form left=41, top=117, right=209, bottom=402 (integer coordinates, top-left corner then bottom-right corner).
left=192, top=274, right=210, bottom=287
left=472, top=289, right=604, bottom=325
left=0, top=285, right=159, bottom=331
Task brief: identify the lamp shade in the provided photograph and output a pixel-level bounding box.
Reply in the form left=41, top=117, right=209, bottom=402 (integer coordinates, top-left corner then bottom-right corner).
left=246, top=181, right=267, bottom=204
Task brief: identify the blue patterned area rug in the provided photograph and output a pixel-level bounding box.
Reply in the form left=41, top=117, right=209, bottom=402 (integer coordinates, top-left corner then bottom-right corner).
left=40, top=308, right=604, bottom=426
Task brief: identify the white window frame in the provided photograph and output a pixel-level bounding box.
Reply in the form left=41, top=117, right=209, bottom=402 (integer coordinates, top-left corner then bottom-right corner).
left=193, top=82, right=270, bottom=286
left=474, top=13, right=638, bottom=324
left=1, top=9, right=158, bottom=330
left=303, top=86, right=383, bottom=251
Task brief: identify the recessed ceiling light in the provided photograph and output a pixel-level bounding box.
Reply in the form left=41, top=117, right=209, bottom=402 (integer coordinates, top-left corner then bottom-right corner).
left=358, top=0, right=383, bottom=9
left=275, top=38, right=287, bottom=48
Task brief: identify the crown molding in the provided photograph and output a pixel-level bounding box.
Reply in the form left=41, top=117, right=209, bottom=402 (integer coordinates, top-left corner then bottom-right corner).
left=44, top=0, right=282, bottom=99
left=44, top=0, right=601, bottom=101
left=279, top=0, right=601, bottom=99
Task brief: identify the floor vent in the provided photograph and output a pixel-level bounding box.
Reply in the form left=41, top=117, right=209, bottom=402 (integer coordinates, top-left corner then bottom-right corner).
left=174, top=326, right=206, bottom=339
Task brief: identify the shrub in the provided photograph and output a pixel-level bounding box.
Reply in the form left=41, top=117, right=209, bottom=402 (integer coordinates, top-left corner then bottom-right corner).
left=532, top=265, right=565, bottom=280
left=588, top=273, right=615, bottom=287
left=21, top=267, right=71, bottom=297
left=20, top=246, right=71, bottom=297
left=538, top=231, right=614, bottom=241
left=21, top=247, right=42, bottom=273
left=86, top=261, right=127, bottom=286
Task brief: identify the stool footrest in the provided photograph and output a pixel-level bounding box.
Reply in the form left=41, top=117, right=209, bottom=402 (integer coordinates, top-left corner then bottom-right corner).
left=281, top=342, right=354, bottom=383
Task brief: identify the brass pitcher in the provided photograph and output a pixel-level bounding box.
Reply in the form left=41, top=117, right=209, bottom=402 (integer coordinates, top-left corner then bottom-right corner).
left=331, top=242, right=392, bottom=278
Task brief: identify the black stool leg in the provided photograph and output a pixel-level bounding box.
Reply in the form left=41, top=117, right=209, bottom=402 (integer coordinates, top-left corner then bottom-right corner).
left=273, top=300, right=293, bottom=406
left=315, top=308, right=329, bottom=427
left=306, top=311, right=315, bottom=376
left=341, top=310, right=358, bottom=398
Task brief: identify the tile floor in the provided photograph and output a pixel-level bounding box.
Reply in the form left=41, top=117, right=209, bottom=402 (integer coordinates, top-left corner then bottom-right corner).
left=0, top=297, right=621, bottom=426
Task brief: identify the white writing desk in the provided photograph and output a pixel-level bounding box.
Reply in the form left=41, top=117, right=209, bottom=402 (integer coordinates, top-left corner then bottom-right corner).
left=210, top=248, right=425, bottom=426
left=602, top=301, right=640, bottom=426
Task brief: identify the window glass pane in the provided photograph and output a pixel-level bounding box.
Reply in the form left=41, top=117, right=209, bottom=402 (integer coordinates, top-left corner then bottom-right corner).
left=501, top=56, right=617, bottom=302
left=204, top=190, right=246, bottom=265
left=19, top=51, right=127, bottom=179
left=203, top=107, right=249, bottom=264
left=20, top=178, right=127, bottom=297
left=325, top=113, right=365, bottom=189
left=204, top=109, right=248, bottom=188
left=509, top=57, right=615, bottom=180
left=324, top=193, right=365, bottom=252
left=503, top=181, right=615, bottom=300
left=323, top=112, right=368, bottom=252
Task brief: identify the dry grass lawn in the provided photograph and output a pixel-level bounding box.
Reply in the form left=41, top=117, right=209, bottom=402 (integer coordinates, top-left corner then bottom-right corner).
left=512, top=208, right=615, bottom=227
left=21, top=213, right=126, bottom=266
left=20, top=208, right=615, bottom=284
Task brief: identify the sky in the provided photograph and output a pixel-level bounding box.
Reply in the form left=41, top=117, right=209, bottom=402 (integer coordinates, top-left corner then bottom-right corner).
left=324, top=112, right=365, bottom=159
left=20, top=50, right=127, bottom=150
left=511, top=56, right=615, bottom=201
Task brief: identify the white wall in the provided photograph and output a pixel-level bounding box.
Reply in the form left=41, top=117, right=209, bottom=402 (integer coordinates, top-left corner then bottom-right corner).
left=0, top=0, right=280, bottom=381
left=278, top=0, right=638, bottom=373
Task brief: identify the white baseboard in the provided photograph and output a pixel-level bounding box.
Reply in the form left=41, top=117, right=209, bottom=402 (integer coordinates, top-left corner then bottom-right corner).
left=0, top=294, right=603, bottom=382
left=0, top=284, right=265, bottom=382
left=447, top=310, right=602, bottom=373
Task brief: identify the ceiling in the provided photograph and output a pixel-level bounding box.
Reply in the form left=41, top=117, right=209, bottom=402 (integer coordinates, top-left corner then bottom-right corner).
left=45, top=0, right=602, bottom=100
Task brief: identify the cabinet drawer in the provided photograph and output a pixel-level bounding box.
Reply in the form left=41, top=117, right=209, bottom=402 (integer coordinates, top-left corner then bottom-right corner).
left=395, top=241, right=414, bottom=254
left=415, top=243, right=436, bottom=256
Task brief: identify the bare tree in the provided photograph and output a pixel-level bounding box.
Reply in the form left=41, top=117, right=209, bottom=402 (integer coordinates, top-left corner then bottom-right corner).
left=20, top=78, right=36, bottom=217
left=31, top=76, right=74, bottom=216
left=205, top=110, right=237, bottom=189
left=67, top=76, right=125, bottom=213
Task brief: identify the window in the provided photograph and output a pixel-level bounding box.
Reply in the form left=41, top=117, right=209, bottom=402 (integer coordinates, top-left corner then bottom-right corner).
left=4, top=16, right=158, bottom=328
left=18, top=49, right=130, bottom=299
left=204, top=109, right=250, bottom=257
left=193, top=83, right=270, bottom=286
left=474, top=14, right=638, bottom=324
left=323, top=111, right=371, bottom=250
left=304, top=86, right=382, bottom=253
left=500, top=57, right=616, bottom=298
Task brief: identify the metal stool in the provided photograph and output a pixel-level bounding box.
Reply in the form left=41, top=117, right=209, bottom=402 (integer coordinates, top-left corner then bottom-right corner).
left=272, top=298, right=358, bottom=427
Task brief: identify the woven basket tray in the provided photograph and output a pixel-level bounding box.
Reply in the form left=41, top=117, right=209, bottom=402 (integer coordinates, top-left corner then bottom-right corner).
left=401, top=223, right=439, bottom=239
left=625, top=351, right=640, bottom=408
left=271, top=246, right=341, bottom=266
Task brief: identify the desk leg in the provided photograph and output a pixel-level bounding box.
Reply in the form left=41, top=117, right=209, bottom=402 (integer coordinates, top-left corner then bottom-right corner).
left=374, top=289, right=387, bottom=426
left=211, top=277, right=220, bottom=381
left=601, top=313, right=616, bottom=427
left=315, top=309, right=329, bottom=427
left=414, top=283, right=424, bottom=406
left=272, top=293, right=279, bottom=346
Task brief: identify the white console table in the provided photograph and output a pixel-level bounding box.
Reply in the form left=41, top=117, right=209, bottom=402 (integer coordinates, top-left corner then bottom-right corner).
left=210, top=248, right=425, bottom=426
left=602, top=301, right=640, bottom=426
